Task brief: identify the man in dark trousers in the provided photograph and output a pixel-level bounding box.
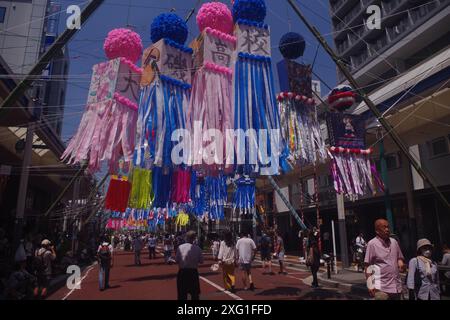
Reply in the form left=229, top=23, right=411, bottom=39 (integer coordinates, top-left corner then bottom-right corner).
left=175, top=231, right=204, bottom=300
left=97, top=241, right=113, bottom=291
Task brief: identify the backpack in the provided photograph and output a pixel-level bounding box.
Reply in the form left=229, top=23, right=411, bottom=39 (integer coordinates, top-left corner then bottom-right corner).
left=32, top=250, right=48, bottom=276
left=98, top=245, right=111, bottom=263
left=260, top=236, right=270, bottom=250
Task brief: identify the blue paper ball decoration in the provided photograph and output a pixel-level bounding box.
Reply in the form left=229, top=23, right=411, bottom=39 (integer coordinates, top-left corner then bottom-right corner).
left=232, top=0, right=267, bottom=23
left=150, top=13, right=188, bottom=45
left=279, top=32, right=305, bottom=60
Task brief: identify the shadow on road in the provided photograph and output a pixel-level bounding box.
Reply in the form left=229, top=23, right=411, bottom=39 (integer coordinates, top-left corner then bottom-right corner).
left=299, top=288, right=358, bottom=300
left=127, top=273, right=178, bottom=282
left=255, top=286, right=302, bottom=297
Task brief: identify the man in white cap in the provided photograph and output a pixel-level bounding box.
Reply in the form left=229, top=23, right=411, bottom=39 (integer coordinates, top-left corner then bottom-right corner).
left=97, top=238, right=114, bottom=291
left=407, top=238, right=440, bottom=300
left=34, top=239, right=56, bottom=299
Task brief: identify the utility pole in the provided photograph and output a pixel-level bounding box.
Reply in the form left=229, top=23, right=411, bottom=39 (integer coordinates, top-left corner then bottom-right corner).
left=286, top=0, right=450, bottom=212
left=377, top=129, right=395, bottom=233
left=13, top=121, right=35, bottom=254
left=337, top=193, right=350, bottom=268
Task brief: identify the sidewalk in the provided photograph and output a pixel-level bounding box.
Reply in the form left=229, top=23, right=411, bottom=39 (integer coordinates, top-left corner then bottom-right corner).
left=317, top=268, right=369, bottom=297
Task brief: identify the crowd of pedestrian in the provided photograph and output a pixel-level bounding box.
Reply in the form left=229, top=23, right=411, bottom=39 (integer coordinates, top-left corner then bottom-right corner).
left=0, top=227, right=101, bottom=300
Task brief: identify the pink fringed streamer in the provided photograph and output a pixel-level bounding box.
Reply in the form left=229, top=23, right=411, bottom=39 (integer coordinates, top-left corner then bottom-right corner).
left=171, top=170, right=191, bottom=204
left=187, top=66, right=234, bottom=174
left=62, top=98, right=138, bottom=172
left=197, top=2, right=233, bottom=35
left=329, top=150, right=384, bottom=199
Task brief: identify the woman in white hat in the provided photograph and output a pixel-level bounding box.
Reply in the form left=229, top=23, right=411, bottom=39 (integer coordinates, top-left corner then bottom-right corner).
left=407, top=238, right=440, bottom=300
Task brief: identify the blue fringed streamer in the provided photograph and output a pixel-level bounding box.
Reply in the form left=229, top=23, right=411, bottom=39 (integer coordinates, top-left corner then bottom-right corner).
left=135, top=75, right=190, bottom=170
left=205, top=175, right=227, bottom=221
left=233, top=177, right=256, bottom=213
left=234, top=54, right=282, bottom=175
left=152, top=167, right=172, bottom=209
left=189, top=172, right=227, bottom=221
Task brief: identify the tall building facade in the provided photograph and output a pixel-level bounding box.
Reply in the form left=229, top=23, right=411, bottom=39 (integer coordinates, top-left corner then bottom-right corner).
left=330, top=0, right=449, bottom=90
left=0, top=0, right=69, bottom=136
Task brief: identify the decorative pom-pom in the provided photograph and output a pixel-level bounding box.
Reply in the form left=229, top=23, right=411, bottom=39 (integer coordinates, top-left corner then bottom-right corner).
left=279, top=32, right=305, bottom=60
left=197, top=2, right=233, bottom=35
left=151, top=13, right=188, bottom=45
left=232, top=0, right=267, bottom=23
left=104, top=28, right=143, bottom=64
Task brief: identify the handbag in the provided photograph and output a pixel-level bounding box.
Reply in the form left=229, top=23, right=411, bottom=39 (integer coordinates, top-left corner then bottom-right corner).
left=414, top=258, right=422, bottom=294
left=306, top=247, right=314, bottom=267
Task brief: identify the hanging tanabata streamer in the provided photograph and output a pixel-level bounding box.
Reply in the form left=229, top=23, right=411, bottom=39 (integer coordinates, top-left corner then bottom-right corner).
left=326, top=97, right=384, bottom=199
left=232, top=176, right=256, bottom=215
left=277, top=92, right=327, bottom=167
left=105, top=159, right=132, bottom=213
left=276, top=32, right=327, bottom=168
left=62, top=29, right=143, bottom=172
left=133, top=13, right=193, bottom=210
left=232, top=0, right=282, bottom=176
left=189, top=171, right=228, bottom=222
left=188, top=2, right=236, bottom=174
left=136, top=13, right=192, bottom=169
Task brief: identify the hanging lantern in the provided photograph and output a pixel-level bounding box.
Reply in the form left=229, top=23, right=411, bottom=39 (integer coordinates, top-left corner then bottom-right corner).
left=327, top=85, right=356, bottom=112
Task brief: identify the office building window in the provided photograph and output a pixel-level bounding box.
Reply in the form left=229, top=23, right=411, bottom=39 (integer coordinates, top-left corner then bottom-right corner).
left=428, top=137, right=449, bottom=158
left=375, top=153, right=401, bottom=171
left=0, top=7, right=6, bottom=23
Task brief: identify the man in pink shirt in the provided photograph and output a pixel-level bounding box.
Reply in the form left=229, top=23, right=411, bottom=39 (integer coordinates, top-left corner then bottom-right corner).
left=364, top=219, right=406, bottom=300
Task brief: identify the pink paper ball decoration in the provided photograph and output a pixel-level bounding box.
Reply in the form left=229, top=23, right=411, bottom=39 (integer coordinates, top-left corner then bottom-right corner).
left=104, top=28, right=143, bottom=64
left=197, top=2, right=234, bottom=35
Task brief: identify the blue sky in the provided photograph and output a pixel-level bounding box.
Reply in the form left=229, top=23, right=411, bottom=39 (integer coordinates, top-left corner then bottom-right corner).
left=58, top=0, right=337, bottom=143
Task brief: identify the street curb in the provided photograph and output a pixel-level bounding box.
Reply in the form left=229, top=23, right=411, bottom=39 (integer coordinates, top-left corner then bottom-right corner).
left=317, top=273, right=369, bottom=296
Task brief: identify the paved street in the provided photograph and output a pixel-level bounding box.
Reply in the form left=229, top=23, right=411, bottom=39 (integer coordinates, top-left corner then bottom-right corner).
left=48, top=248, right=364, bottom=301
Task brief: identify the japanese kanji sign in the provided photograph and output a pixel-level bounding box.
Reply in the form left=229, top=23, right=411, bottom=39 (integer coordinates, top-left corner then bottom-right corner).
left=141, top=39, right=192, bottom=86
left=87, top=58, right=140, bottom=104
left=191, top=32, right=236, bottom=70
left=236, top=24, right=271, bottom=57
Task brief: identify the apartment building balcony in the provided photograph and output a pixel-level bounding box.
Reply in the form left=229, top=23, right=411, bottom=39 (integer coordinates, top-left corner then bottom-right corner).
left=330, top=0, right=360, bottom=20
left=381, top=0, right=410, bottom=16
left=333, top=0, right=379, bottom=40
left=339, top=0, right=449, bottom=83
left=350, top=47, right=371, bottom=71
